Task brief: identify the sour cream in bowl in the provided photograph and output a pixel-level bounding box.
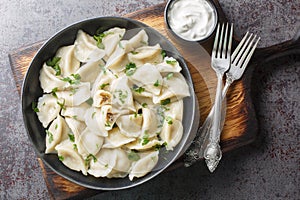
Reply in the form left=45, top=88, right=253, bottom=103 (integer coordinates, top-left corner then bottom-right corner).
left=165, top=0, right=218, bottom=42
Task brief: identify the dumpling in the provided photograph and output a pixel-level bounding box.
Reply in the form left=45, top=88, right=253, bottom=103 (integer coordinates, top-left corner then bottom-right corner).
left=65, top=117, right=86, bottom=140
left=88, top=148, right=117, bottom=177
left=107, top=148, right=132, bottom=178
left=156, top=56, right=182, bottom=73
left=102, top=127, right=135, bottom=148
left=141, top=107, right=159, bottom=137
left=76, top=127, right=104, bottom=158
left=55, top=45, right=80, bottom=76
left=105, top=43, right=129, bottom=73
left=129, top=150, right=159, bottom=181
left=125, top=137, right=163, bottom=151
left=129, top=63, right=163, bottom=96
left=55, top=140, right=87, bottom=175
left=56, top=82, right=91, bottom=106
left=128, top=44, right=163, bottom=67
left=163, top=100, right=183, bottom=121
left=39, top=64, right=68, bottom=93
left=45, top=115, right=70, bottom=153
left=36, top=94, right=63, bottom=128
left=92, top=90, right=112, bottom=108
left=153, top=73, right=190, bottom=104
left=160, top=118, right=183, bottom=151
left=125, top=29, right=149, bottom=50
left=61, top=102, right=91, bottom=122
left=74, top=30, right=105, bottom=62
left=102, top=27, right=126, bottom=57
left=75, top=60, right=105, bottom=85
left=91, top=69, right=116, bottom=96
left=116, top=113, right=143, bottom=138
left=111, top=76, right=136, bottom=114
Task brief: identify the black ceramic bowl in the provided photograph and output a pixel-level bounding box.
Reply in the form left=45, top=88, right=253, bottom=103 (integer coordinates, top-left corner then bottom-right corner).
left=22, top=16, right=197, bottom=190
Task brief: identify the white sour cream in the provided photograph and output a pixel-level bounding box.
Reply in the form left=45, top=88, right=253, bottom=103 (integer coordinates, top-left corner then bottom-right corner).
left=167, top=0, right=217, bottom=41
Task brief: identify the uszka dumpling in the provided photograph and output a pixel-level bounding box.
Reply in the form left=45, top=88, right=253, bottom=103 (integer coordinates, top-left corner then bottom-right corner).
left=102, top=127, right=135, bottom=148
left=45, top=115, right=70, bottom=153
left=127, top=44, right=163, bottom=67
left=55, top=140, right=87, bottom=175
left=160, top=117, right=183, bottom=150
left=74, top=30, right=105, bottom=62
left=36, top=94, right=64, bottom=128
left=55, top=45, right=80, bottom=76
left=116, top=113, right=143, bottom=138
left=156, top=56, right=182, bottom=73
left=101, top=27, right=126, bottom=57
left=61, top=102, right=90, bottom=122
left=129, top=150, right=159, bottom=181
left=75, top=60, right=105, bottom=85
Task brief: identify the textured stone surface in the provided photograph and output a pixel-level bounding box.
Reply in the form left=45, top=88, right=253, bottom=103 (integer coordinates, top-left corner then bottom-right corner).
left=0, top=0, right=299, bottom=199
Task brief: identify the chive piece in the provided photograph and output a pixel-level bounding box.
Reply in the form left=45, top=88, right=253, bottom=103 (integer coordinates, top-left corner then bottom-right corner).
left=73, top=144, right=78, bottom=151
left=93, top=32, right=113, bottom=49
left=57, top=99, right=66, bottom=110
left=46, top=130, right=53, bottom=144
left=142, top=133, right=150, bottom=146
left=161, top=98, right=171, bottom=105
left=141, top=103, right=147, bottom=108
left=85, top=154, right=97, bottom=166
left=166, top=60, right=177, bottom=65
left=85, top=98, right=93, bottom=106
left=51, top=87, right=58, bottom=98
left=46, top=57, right=61, bottom=76
left=61, top=74, right=81, bottom=85
left=125, top=62, right=136, bottom=76
left=131, top=51, right=139, bottom=55
left=32, top=102, right=39, bottom=112
left=128, top=150, right=140, bottom=161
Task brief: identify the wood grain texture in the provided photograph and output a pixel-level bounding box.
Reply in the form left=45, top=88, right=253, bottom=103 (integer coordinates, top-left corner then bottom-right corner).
left=8, top=1, right=277, bottom=199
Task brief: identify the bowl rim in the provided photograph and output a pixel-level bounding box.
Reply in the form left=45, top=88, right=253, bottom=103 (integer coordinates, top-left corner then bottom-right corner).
left=21, top=16, right=197, bottom=190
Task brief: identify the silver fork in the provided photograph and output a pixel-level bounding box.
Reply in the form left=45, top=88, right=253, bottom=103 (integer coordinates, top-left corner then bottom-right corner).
left=203, top=23, right=233, bottom=172
left=202, top=32, right=260, bottom=172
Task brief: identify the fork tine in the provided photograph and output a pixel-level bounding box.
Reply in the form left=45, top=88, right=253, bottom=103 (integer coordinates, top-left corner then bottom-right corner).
left=240, top=36, right=260, bottom=70
left=232, top=33, right=253, bottom=66
left=212, top=23, right=220, bottom=58
left=218, top=23, right=225, bottom=58
left=232, top=32, right=249, bottom=60
left=227, top=23, right=233, bottom=57
left=222, top=23, right=228, bottom=58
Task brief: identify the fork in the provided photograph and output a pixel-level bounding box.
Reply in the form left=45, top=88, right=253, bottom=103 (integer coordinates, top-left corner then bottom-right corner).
left=202, top=23, right=233, bottom=172
left=202, top=32, right=260, bottom=172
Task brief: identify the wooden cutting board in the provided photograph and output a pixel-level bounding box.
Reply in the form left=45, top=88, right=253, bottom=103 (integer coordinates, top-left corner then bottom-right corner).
left=9, top=1, right=300, bottom=199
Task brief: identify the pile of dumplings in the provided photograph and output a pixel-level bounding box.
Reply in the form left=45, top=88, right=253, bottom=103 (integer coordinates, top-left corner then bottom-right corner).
left=35, top=27, right=190, bottom=180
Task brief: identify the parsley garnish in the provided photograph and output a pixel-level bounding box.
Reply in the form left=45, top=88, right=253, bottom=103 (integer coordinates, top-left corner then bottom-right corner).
left=85, top=98, right=93, bottom=106
left=161, top=50, right=167, bottom=58
left=46, top=130, right=53, bottom=144
left=161, top=98, right=171, bottom=105
left=85, top=154, right=97, bottom=166
left=68, top=133, right=75, bottom=142
left=46, top=57, right=61, bottom=76
left=32, top=102, right=39, bottom=112
left=51, top=87, right=58, bottom=98
left=166, top=60, right=177, bottom=65
left=166, top=73, right=174, bottom=80
left=142, top=103, right=147, bottom=108
left=153, top=80, right=160, bottom=87
left=61, top=74, right=81, bottom=85
left=114, top=90, right=128, bottom=104
left=165, top=116, right=173, bottom=125
left=93, top=32, right=113, bottom=49
left=133, top=86, right=145, bottom=93
left=100, top=83, right=110, bottom=90
left=58, top=155, right=64, bottom=161
left=125, top=62, right=137, bottom=76
left=73, top=144, right=78, bottom=151
left=128, top=150, right=140, bottom=161
left=142, top=133, right=150, bottom=146
left=57, top=99, right=66, bottom=110
left=131, top=51, right=139, bottom=55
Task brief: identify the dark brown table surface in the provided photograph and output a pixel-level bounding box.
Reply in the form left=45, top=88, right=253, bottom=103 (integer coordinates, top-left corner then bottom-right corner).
left=1, top=0, right=299, bottom=199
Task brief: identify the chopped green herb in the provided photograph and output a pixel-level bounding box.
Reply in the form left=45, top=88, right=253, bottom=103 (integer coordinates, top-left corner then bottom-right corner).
left=100, top=83, right=110, bottom=89
left=68, top=133, right=75, bottom=142
left=86, top=98, right=93, bottom=106
left=46, top=130, right=53, bottom=144
left=72, top=115, right=78, bottom=120
left=131, top=51, right=139, bottom=55
left=73, top=144, right=78, bottom=151
left=92, top=112, right=96, bottom=118
left=133, top=86, right=145, bottom=93
left=85, top=154, right=97, bottom=166
left=161, top=50, right=167, bottom=58
left=57, top=99, right=66, bottom=110
left=161, top=98, right=171, bottom=105
left=165, top=116, right=173, bottom=125
left=54, top=124, right=58, bottom=130
left=166, top=72, right=174, bottom=80
left=140, top=40, right=148, bottom=45
left=114, top=90, right=128, bottom=104
left=58, top=155, right=64, bottom=161
left=104, top=164, right=109, bottom=168
left=166, top=60, right=177, bottom=65
left=51, top=87, right=58, bottom=98
left=93, top=32, right=113, bottom=49
left=125, top=62, right=137, bottom=76
left=142, top=133, right=150, bottom=146
left=61, top=73, right=81, bottom=85
left=105, top=122, right=111, bottom=127
left=32, top=102, right=39, bottom=112
left=118, top=41, right=124, bottom=49
left=128, top=150, right=140, bottom=161
left=141, top=103, right=147, bottom=108
left=70, top=87, right=78, bottom=96
left=46, top=57, right=61, bottom=76
left=100, top=65, right=107, bottom=74
left=153, top=80, right=160, bottom=87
